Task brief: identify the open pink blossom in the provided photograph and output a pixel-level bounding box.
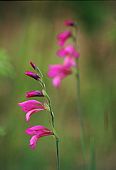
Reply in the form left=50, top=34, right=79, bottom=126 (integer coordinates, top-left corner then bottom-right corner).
left=25, top=125, right=53, bottom=149
left=18, top=100, right=46, bottom=122
left=64, top=57, right=76, bottom=67
left=57, top=44, right=80, bottom=58
left=48, top=64, right=72, bottom=87
left=57, top=30, right=72, bottom=46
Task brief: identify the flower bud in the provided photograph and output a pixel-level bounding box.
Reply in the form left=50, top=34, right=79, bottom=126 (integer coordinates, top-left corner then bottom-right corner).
left=64, top=20, right=75, bottom=26
left=25, top=71, right=40, bottom=80
left=26, top=90, right=44, bottom=98
left=30, top=61, right=36, bottom=70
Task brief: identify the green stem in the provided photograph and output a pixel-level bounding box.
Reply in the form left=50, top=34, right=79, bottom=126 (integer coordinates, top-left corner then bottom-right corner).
left=56, top=137, right=60, bottom=170
left=36, top=67, right=60, bottom=170
left=74, top=25, right=87, bottom=167
left=48, top=100, right=60, bottom=170
left=76, top=71, right=87, bottom=164
left=43, top=89, right=60, bottom=170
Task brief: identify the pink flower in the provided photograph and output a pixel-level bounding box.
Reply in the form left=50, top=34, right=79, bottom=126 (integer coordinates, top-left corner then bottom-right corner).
left=48, top=64, right=72, bottom=87
left=18, top=100, right=46, bottom=122
left=26, top=90, right=44, bottom=98
left=57, top=44, right=80, bottom=58
left=64, top=20, right=75, bottom=26
left=57, top=30, right=72, bottom=46
left=64, top=57, right=76, bottom=67
left=25, top=125, right=53, bottom=149
left=25, top=71, right=40, bottom=80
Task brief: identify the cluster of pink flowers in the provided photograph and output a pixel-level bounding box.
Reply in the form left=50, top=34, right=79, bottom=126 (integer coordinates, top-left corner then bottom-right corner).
left=18, top=62, right=53, bottom=149
left=48, top=20, right=80, bottom=88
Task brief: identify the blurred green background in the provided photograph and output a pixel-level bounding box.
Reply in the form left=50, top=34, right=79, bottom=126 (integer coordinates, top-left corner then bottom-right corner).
left=0, top=1, right=116, bottom=170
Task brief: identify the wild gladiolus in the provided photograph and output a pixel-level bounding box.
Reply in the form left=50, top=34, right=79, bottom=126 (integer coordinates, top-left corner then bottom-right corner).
left=18, top=100, right=46, bottom=122
left=48, top=64, right=72, bottom=87
left=25, top=125, right=53, bottom=149
left=57, top=30, right=72, bottom=46
left=18, top=61, right=60, bottom=170
left=57, top=44, right=80, bottom=58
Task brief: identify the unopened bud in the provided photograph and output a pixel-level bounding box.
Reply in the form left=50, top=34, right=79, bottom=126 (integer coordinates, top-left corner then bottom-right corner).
left=30, top=61, right=36, bottom=70
left=25, top=71, right=40, bottom=80
left=26, top=90, right=44, bottom=98
left=64, top=20, right=75, bottom=26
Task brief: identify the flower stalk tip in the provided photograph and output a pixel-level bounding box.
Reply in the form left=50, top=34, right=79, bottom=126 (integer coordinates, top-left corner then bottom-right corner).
left=64, top=20, right=75, bottom=26
left=30, top=61, right=36, bottom=70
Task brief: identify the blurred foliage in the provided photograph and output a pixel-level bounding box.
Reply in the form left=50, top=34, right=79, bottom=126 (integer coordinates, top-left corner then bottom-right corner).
left=0, top=126, right=6, bottom=136
left=0, top=49, right=15, bottom=78
left=0, top=1, right=116, bottom=170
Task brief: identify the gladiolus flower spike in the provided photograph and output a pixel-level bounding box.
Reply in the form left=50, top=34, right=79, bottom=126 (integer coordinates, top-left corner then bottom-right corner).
left=48, top=64, right=72, bottom=88
left=48, top=19, right=79, bottom=88
left=18, top=61, right=60, bottom=170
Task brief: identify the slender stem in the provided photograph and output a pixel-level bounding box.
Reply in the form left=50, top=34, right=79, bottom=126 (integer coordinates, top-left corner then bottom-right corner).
left=56, top=137, right=60, bottom=170
left=74, top=25, right=87, bottom=166
left=41, top=82, right=60, bottom=170
left=76, top=71, right=87, bottom=163
left=47, top=95, right=60, bottom=170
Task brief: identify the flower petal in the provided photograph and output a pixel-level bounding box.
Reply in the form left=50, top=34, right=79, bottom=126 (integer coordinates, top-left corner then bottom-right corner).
left=25, top=125, right=51, bottom=135
left=64, top=57, right=76, bottom=67
left=29, top=135, right=38, bottom=149
left=57, top=31, right=72, bottom=46
left=48, top=64, right=62, bottom=78
left=57, top=45, right=80, bottom=58
left=52, top=76, right=61, bottom=88
left=18, top=100, right=44, bottom=112
left=25, top=108, right=45, bottom=122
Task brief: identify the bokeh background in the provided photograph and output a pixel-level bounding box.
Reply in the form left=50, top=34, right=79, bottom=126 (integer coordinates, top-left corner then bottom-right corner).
left=0, top=1, right=116, bottom=170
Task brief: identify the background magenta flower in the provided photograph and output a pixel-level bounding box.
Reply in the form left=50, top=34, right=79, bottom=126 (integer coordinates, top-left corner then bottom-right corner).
left=64, top=20, right=75, bottom=26
left=25, top=71, right=40, bottom=80
left=64, top=57, right=76, bottom=67
left=57, top=44, right=80, bottom=58
left=26, top=90, right=44, bottom=98
left=25, top=125, right=53, bottom=149
left=48, top=64, right=72, bottom=87
left=18, top=100, right=46, bottom=121
left=48, top=20, right=80, bottom=88
left=57, top=30, right=72, bottom=46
